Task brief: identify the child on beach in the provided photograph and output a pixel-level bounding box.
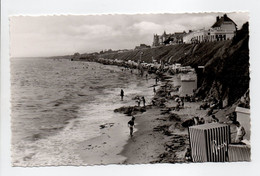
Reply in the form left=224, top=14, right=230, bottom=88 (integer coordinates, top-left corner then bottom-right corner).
left=128, top=116, right=135, bottom=137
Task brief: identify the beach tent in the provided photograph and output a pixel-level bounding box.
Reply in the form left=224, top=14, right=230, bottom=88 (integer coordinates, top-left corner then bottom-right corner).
left=228, top=144, right=251, bottom=162
left=188, top=123, right=230, bottom=162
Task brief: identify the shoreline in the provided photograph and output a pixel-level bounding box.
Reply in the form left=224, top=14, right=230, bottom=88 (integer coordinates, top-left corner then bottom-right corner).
left=76, top=62, right=237, bottom=165
left=76, top=68, right=156, bottom=165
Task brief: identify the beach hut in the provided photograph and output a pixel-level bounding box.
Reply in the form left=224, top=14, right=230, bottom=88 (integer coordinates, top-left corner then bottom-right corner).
left=179, top=73, right=197, bottom=96
left=228, top=144, right=251, bottom=162
left=188, top=123, right=230, bottom=162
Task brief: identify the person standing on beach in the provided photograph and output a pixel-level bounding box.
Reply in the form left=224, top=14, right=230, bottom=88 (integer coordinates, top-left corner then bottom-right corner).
left=120, top=89, right=124, bottom=101
left=137, top=97, right=141, bottom=107
left=181, top=99, right=184, bottom=108
left=128, top=116, right=135, bottom=137
left=142, top=97, right=146, bottom=107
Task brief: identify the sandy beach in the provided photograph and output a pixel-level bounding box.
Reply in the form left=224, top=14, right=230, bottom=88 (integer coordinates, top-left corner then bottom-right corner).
left=76, top=113, right=130, bottom=165
left=120, top=101, right=206, bottom=164
left=75, top=71, right=238, bottom=165
left=120, top=101, right=238, bottom=164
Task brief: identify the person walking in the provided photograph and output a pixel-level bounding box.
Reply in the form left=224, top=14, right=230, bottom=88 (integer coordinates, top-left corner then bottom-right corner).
left=128, top=116, right=135, bottom=137
left=120, top=89, right=124, bottom=101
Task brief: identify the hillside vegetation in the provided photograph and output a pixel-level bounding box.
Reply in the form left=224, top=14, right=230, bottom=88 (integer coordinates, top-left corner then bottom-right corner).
left=75, top=22, right=249, bottom=106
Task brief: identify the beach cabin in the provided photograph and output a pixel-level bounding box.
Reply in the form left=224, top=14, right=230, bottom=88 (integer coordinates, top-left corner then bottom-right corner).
left=228, top=144, right=251, bottom=162
left=195, top=65, right=205, bottom=88
left=188, top=123, right=230, bottom=162
left=179, top=73, right=197, bottom=96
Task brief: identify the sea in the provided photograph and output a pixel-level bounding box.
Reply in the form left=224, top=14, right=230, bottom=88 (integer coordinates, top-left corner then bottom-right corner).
left=10, top=57, right=155, bottom=166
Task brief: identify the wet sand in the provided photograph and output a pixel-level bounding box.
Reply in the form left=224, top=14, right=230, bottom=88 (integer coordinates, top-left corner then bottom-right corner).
left=77, top=113, right=130, bottom=165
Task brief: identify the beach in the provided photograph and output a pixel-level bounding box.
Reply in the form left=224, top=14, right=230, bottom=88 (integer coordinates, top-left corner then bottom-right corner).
left=76, top=69, right=234, bottom=165
left=111, top=72, right=238, bottom=164
left=11, top=58, right=240, bottom=166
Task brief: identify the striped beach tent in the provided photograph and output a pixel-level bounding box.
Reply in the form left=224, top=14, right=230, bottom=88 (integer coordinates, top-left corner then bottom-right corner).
left=228, top=144, right=251, bottom=162
left=188, top=123, right=230, bottom=162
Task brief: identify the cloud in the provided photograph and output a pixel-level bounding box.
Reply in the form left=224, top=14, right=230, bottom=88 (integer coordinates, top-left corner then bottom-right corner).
left=130, top=21, right=163, bottom=34
left=10, top=13, right=249, bottom=57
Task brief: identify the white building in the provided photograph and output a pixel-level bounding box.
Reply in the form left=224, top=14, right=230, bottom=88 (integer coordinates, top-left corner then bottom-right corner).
left=183, top=14, right=237, bottom=44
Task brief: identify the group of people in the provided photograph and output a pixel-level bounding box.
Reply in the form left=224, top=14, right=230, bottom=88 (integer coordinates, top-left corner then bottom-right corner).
left=210, top=112, right=246, bottom=143
left=120, top=90, right=146, bottom=107
left=136, top=96, right=146, bottom=107
left=183, top=110, right=246, bottom=145
left=119, top=89, right=146, bottom=137
left=210, top=113, right=246, bottom=143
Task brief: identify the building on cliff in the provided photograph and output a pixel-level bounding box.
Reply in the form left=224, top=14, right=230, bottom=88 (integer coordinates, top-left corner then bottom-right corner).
left=183, top=14, right=237, bottom=44
left=152, top=31, right=186, bottom=47
left=135, top=44, right=151, bottom=50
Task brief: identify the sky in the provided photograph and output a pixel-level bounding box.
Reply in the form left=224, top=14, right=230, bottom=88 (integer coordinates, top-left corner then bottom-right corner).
left=10, top=12, right=249, bottom=57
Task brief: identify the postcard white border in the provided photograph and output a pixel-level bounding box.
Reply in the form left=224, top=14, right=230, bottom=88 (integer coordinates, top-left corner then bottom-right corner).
left=1, top=0, right=260, bottom=176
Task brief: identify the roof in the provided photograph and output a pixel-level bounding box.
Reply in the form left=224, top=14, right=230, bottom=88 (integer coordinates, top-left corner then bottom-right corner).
left=211, top=14, right=237, bottom=28
left=189, top=123, right=229, bottom=130
left=235, top=107, right=250, bottom=115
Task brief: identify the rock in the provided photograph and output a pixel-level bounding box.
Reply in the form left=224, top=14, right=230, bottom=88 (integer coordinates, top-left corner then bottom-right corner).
left=181, top=119, right=195, bottom=127
left=100, top=125, right=105, bottom=129
left=114, top=106, right=147, bottom=115
left=168, top=113, right=181, bottom=121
